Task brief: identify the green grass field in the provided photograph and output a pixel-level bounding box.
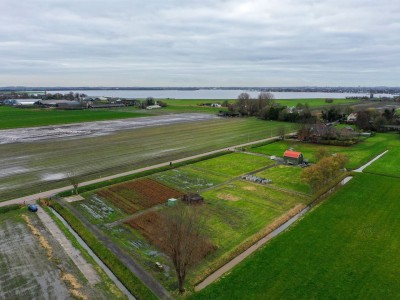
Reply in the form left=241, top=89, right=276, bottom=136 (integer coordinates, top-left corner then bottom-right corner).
left=0, top=118, right=297, bottom=201
left=193, top=173, right=400, bottom=299
left=276, top=98, right=360, bottom=108
left=0, top=106, right=149, bottom=129
left=250, top=133, right=398, bottom=169
left=191, top=152, right=274, bottom=177
left=364, top=135, right=400, bottom=177
left=256, top=165, right=309, bottom=194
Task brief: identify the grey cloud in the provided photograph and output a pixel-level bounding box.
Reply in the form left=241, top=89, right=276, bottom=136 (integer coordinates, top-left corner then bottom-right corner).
left=0, top=0, right=399, bottom=86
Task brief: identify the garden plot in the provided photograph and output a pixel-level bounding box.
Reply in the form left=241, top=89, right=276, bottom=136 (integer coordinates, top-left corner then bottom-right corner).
left=199, top=180, right=310, bottom=253
left=126, top=211, right=216, bottom=265
left=73, top=194, right=127, bottom=224
left=0, top=209, right=115, bottom=299
left=151, top=166, right=230, bottom=192
left=96, top=178, right=183, bottom=214
left=102, top=224, right=177, bottom=289
left=256, top=165, right=310, bottom=194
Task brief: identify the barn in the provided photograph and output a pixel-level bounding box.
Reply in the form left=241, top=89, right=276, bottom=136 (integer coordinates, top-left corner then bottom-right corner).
left=283, top=150, right=304, bottom=165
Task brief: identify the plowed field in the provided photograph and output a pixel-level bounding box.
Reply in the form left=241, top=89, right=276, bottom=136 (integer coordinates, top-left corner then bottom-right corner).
left=97, top=178, right=183, bottom=214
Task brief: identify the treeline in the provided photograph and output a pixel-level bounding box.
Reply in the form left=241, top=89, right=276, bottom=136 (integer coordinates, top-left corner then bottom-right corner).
left=228, top=92, right=314, bottom=123
left=354, top=108, right=399, bottom=131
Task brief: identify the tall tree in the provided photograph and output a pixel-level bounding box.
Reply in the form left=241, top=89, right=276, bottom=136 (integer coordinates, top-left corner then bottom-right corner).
left=162, top=204, right=209, bottom=293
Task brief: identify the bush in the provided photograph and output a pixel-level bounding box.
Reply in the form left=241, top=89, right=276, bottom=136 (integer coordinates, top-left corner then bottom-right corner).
left=0, top=204, right=20, bottom=214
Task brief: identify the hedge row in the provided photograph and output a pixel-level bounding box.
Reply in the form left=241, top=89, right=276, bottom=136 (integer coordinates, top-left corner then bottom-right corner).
left=49, top=200, right=157, bottom=300
left=58, top=150, right=231, bottom=197
left=0, top=204, right=21, bottom=214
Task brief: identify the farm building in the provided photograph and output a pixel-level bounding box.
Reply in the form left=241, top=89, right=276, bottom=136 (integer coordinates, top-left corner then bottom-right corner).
left=35, top=100, right=82, bottom=108
left=146, top=105, right=161, bottom=110
left=182, top=193, right=204, bottom=205
left=4, top=99, right=37, bottom=106
left=283, top=150, right=304, bottom=165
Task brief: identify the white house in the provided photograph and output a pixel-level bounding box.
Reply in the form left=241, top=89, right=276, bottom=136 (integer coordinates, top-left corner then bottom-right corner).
left=347, top=113, right=358, bottom=123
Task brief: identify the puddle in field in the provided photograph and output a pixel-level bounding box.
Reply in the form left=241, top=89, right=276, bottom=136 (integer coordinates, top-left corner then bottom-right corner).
left=0, top=167, right=30, bottom=178
left=41, top=173, right=67, bottom=181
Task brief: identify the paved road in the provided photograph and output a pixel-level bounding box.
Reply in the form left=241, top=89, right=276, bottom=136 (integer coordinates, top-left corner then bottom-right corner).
left=0, top=136, right=281, bottom=207
left=36, top=205, right=101, bottom=285
left=354, top=150, right=388, bottom=172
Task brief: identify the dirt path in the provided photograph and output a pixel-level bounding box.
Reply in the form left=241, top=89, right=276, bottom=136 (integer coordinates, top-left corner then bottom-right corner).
left=58, top=199, right=171, bottom=300
left=36, top=206, right=101, bottom=285
left=0, top=135, right=285, bottom=208
left=354, top=150, right=388, bottom=172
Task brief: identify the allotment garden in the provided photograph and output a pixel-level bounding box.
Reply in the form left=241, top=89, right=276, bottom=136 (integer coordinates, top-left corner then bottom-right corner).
left=54, top=132, right=399, bottom=295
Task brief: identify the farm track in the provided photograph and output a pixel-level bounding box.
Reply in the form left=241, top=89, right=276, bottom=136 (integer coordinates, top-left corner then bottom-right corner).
left=57, top=198, right=171, bottom=300
left=36, top=206, right=101, bottom=285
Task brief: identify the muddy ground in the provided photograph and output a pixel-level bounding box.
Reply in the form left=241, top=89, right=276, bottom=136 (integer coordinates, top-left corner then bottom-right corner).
left=0, top=210, right=119, bottom=299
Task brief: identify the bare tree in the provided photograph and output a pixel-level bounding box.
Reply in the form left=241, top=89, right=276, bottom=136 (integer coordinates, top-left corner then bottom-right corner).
left=67, top=172, right=79, bottom=195
left=277, top=126, right=286, bottom=140
left=162, top=203, right=209, bottom=293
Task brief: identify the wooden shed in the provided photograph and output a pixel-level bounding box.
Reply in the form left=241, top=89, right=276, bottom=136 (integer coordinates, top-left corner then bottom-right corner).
left=283, top=150, right=304, bottom=165
left=182, top=193, right=204, bottom=205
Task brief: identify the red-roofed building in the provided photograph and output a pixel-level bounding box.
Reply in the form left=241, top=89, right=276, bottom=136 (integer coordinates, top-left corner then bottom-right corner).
left=283, top=150, right=304, bottom=164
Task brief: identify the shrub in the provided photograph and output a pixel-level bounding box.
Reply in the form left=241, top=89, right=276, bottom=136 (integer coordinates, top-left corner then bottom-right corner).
left=0, top=204, right=21, bottom=214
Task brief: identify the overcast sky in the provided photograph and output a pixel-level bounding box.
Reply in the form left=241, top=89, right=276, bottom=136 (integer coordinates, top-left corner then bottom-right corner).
left=0, top=0, right=399, bottom=87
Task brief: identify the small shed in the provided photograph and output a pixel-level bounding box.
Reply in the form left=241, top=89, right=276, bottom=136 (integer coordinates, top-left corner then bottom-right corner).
left=283, top=150, right=304, bottom=165
left=167, top=198, right=177, bottom=207
left=182, top=193, right=204, bottom=205
left=28, top=204, right=38, bottom=212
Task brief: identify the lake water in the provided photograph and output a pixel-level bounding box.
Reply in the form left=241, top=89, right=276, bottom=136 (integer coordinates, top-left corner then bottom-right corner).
left=48, top=89, right=393, bottom=100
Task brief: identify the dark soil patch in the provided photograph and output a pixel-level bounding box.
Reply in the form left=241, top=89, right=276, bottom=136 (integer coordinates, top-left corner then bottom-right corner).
left=126, top=211, right=216, bottom=264
left=97, top=178, right=183, bottom=214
